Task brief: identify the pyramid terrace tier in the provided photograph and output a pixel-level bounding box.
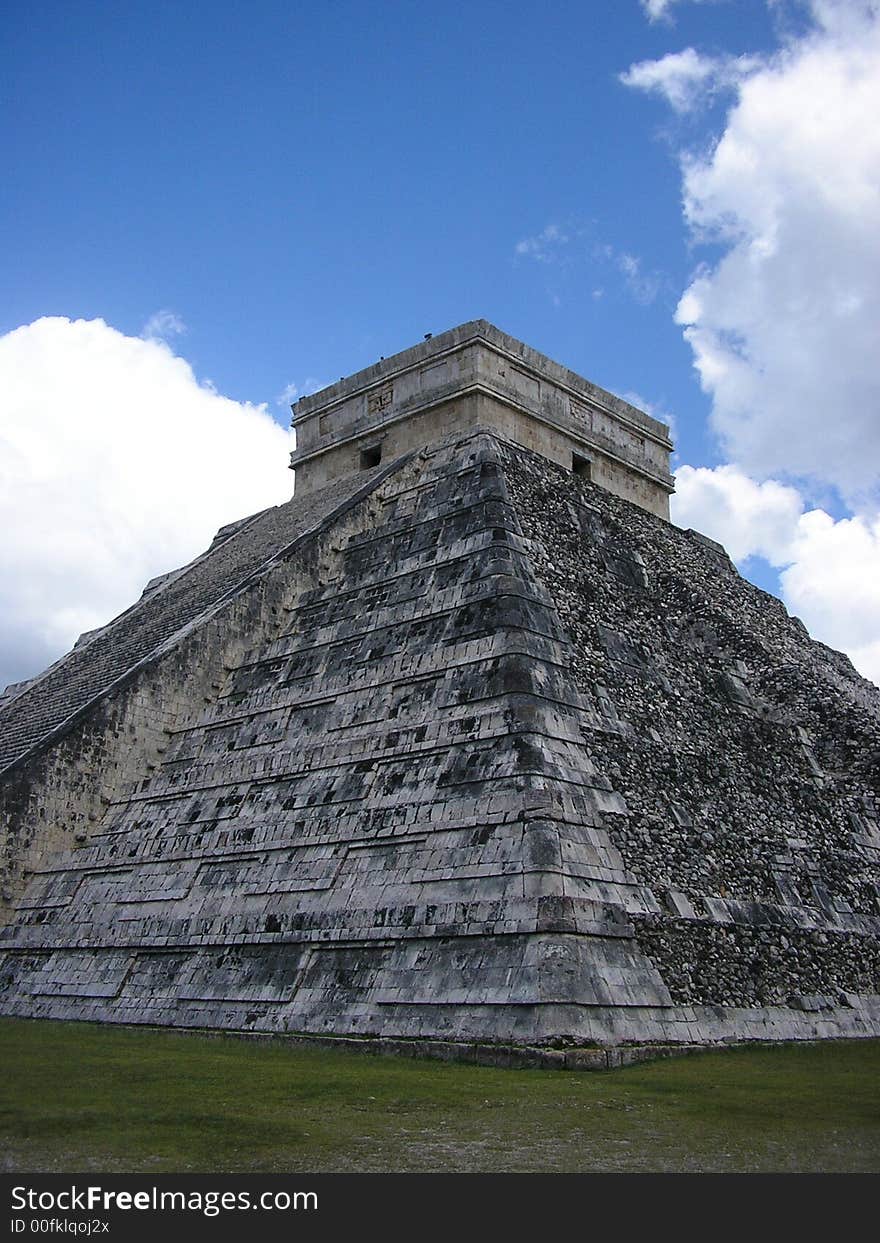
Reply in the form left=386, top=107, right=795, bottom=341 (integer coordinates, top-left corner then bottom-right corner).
left=1, top=431, right=879, bottom=1050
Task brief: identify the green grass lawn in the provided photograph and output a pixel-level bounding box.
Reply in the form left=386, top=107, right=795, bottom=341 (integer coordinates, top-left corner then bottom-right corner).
left=1, top=1019, right=878, bottom=1173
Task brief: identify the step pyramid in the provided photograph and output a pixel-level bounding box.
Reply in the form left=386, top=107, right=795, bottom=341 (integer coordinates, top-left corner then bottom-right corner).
left=1, top=324, right=879, bottom=1051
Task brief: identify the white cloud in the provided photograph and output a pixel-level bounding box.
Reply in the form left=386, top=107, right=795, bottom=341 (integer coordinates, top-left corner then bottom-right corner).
left=276, top=377, right=324, bottom=407
left=617, top=252, right=663, bottom=305
left=277, top=382, right=301, bottom=407
left=590, top=242, right=666, bottom=305
left=620, top=48, right=757, bottom=113
left=640, top=0, right=722, bottom=23
left=626, top=2, right=880, bottom=499
left=623, top=2, right=880, bottom=683
left=515, top=222, right=665, bottom=305
left=672, top=464, right=880, bottom=684
left=141, top=309, right=186, bottom=342
left=672, top=464, right=804, bottom=561
left=780, top=507, right=880, bottom=683
left=514, top=223, right=570, bottom=263
left=0, top=316, right=295, bottom=690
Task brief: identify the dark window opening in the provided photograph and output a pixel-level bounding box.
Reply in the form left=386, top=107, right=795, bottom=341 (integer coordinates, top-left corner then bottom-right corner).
left=572, top=452, right=592, bottom=481
left=360, top=444, right=382, bottom=470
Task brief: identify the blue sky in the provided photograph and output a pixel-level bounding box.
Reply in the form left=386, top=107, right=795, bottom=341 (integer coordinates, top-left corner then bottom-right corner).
left=2, top=0, right=773, bottom=452
left=2, top=0, right=880, bottom=688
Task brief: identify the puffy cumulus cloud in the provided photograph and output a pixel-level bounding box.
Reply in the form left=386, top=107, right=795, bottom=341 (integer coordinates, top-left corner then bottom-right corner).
left=780, top=508, right=880, bottom=684
left=0, top=316, right=295, bottom=690
left=625, top=2, right=880, bottom=683
left=620, top=48, right=757, bottom=113
left=673, top=464, right=880, bottom=685
left=633, top=1, right=880, bottom=499
left=672, top=463, right=804, bottom=561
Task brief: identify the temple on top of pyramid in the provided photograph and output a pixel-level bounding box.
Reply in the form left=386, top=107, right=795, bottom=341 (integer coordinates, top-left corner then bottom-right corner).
left=290, top=320, right=675, bottom=519
left=1, top=321, right=879, bottom=1064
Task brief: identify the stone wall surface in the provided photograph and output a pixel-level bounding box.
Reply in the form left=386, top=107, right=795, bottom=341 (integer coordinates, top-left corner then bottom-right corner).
left=290, top=321, right=674, bottom=518
left=0, top=430, right=878, bottom=1047
left=0, top=463, right=398, bottom=921
left=502, top=450, right=880, bottom=1026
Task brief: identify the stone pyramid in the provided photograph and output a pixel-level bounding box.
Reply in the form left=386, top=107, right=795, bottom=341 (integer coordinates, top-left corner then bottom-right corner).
left=1, top=321, right=878, bottom=1054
